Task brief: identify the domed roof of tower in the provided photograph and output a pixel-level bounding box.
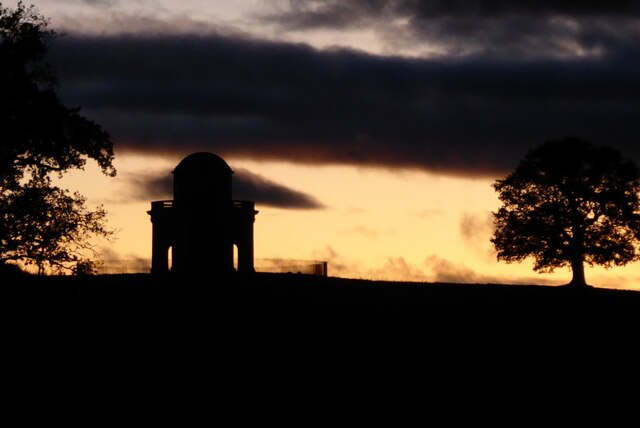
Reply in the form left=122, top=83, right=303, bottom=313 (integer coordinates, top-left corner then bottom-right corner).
left=173, top=152, right=233, bottom=175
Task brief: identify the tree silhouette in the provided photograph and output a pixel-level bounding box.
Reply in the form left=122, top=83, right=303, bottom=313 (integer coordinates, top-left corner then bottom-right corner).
left=491, top=138, right=640, bottom=288
left=0, top=2, right=115, bottom=273
left=0, top=184, right=112, bottom=274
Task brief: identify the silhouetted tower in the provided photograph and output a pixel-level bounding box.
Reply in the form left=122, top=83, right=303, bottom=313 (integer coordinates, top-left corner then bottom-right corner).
left=148, top=152, right=257, bottom=275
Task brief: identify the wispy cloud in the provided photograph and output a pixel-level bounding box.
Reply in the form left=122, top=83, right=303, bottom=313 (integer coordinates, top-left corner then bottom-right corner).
left=328, top=250, right=431, bottom=282
left=233, top=168, right=325, bottom=209
left=424, top=255, right=560, bottom=285
left=268, top=0, right=640, bottom=58
left=121, top=167, right=324, bottom=209
left=459, top=212, right=495, bottom=260
left=314, top=246, right=565, bottom=284
left=340, top=226, right=379, bottom=239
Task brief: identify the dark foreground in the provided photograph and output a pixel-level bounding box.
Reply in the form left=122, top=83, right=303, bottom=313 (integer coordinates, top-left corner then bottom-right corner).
left=3, top=272, right=640, bottom=415
left=4, top=272, right=639, bottom=349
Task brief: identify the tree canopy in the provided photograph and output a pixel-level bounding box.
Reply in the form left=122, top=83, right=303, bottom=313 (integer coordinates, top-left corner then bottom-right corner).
left=0, top=2, right=116, bottom=274
left=491, top=137, right=640, bottom=287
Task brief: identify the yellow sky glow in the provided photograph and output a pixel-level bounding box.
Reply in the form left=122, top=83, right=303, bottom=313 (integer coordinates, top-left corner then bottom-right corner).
left=55, top=152, right=640, bottom=290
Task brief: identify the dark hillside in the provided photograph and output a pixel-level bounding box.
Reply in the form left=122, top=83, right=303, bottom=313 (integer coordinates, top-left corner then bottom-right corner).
left=3, top=272, right=639, bottom=350
left=3, top=272, right=639, bottom=408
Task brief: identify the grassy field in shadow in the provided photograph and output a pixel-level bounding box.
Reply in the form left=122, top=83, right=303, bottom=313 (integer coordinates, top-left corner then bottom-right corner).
left=3, top=271, right=639, bottom=410
left=3, top=271, right=639, bottom=349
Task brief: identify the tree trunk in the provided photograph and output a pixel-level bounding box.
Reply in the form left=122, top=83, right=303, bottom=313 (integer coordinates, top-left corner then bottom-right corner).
left=569, top=256, right=587, bottom=288
left=568, top=203, right=588, bottom=288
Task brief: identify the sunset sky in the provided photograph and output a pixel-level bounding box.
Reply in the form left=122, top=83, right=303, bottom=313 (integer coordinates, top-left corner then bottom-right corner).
left=13, top=0, right=640, bottom=289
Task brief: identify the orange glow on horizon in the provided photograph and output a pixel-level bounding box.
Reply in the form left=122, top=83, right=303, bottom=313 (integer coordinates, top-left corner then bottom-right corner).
left=52, top=153, right=640, bottom=291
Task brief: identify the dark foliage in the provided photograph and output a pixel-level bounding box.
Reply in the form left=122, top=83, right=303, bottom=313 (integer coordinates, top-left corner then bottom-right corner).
left=0, top=2, right=115, bottom=273
left=0, top=184, right=112, bottom=273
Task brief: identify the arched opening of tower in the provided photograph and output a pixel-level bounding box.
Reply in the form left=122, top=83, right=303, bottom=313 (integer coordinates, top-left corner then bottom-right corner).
left=233, top=244, right=239, bottom=272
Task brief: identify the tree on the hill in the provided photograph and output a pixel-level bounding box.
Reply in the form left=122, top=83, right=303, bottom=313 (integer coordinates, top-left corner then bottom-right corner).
left=0, top=2, right=116, bottom=274
left=1, top=184, right=112, bottom=274
left=491, top=137, right=640, bottom=288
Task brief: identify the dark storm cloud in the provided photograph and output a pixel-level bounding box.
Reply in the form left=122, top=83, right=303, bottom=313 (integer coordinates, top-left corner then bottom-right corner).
left=400, top=0, right=640, bottom=16
left=407, top=12, right=640, bottom=59
left=126, top=168, right=324, bottom=209
left=268, top=0, right=396, bottom=29
left=233, top=168, right=325, bottom=209
left=49, top=32, right=640, bottom=176
left=127, top=172, right=173, bottom=201
left=275, top=0, right=640, bottom=27
left=272, top=1, right=640, bottom=59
